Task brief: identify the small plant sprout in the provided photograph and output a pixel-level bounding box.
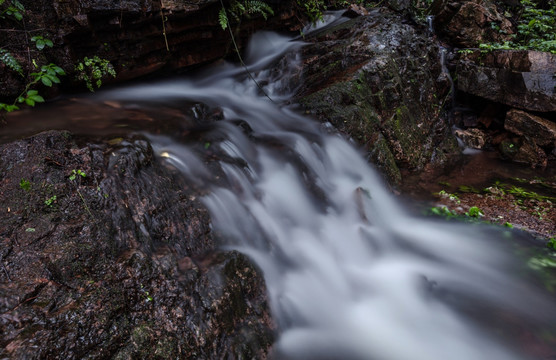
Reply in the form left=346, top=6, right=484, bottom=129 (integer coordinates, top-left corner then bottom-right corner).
left=68, top=169, right=92, bottom=216
left=140, top=284, right=154, bottom=302
left=69, top=169, right=86, bottom=181
left=30, top=35, right=53, bottom=51
left=466, top=206, right=484, bottom=218
left=19, top=178, right=31, bottom=191
left=44, top=195, right=57, bottom=207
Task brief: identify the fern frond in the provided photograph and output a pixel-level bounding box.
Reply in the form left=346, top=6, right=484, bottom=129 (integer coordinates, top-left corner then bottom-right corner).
left=0, top=49, right=23, bottom=76
left=245, top=0, right=274, bottom=19
left=218, top=8, right=229, bottom=30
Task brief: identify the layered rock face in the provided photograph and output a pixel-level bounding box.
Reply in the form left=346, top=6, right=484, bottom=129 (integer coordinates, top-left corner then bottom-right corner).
left=0, top=0, right=301, bottom=99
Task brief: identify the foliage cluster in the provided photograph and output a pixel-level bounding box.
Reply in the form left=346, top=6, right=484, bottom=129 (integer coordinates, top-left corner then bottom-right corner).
left=0, top=0, right=23, bottom=21
left=218, top=0, right=274, bottom=30
left=75, top=56, right=116, bottom=92
left=479, top=0, right=556, bottom=53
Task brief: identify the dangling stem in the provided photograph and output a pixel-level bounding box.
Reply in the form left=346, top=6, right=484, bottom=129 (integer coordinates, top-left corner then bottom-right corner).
left=161, top=8, right=170, bottom=52
left=218, top=0, right=274, bottom=103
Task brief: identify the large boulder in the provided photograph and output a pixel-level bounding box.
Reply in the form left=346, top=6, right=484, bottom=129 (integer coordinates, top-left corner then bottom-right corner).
left=457, top=50, right=556, bottom=113
left=292, top=8, right=459, bottom=185
left=0, top=131, right=274, bottom=359
left=429, top=0, right=513, bottom=47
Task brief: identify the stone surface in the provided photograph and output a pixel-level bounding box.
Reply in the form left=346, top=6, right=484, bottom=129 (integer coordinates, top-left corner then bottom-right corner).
left=293, top=8, right=459, bottom=185
left=499, top=138, right=548, bottom=168
left=455, top=128, right=487, bottom=149
left=458, top=50, right=556, bottom=113
left=430, top=0, right=512, bottom=47
left=505, top=108, right=556, bottom=147
left=0, top=131, right=274, bottom=359
left=343, top=4, right=369, bottom=18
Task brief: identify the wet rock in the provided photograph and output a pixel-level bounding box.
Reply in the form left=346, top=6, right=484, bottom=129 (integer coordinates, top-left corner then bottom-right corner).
left=387, top=0, right=411, bottom=12
left=0, top=131, right=273, bottom=359
left=457, top=50, right=556, bottom=113
left=430, top=0, right=513, bottom=47
left=455, top=128, right=487, bottom=149
left=499, top=138, right=548, bottom=168
left=293, top=8, right=459, bottom=185
left=505, top=109, right=556, bottom=147
left=343, top=4, right=369, bottom=18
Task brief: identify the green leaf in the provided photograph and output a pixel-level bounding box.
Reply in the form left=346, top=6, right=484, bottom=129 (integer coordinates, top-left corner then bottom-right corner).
left=25, top=98, right=36, bottom=106
left=0, top=49, right=23, bottom=75
left=218, top=9, right=228, bottom=30
left=29, top=94, right=44, bottom=103
left=46, top=74, right=60, bottom=83
left=36, top=40, right=45, bottom=50
left=52, top=65, right=65, bottom=75
left=41, top=76, right=53, bottom=87
left=27, top=89, right=38, bottom=96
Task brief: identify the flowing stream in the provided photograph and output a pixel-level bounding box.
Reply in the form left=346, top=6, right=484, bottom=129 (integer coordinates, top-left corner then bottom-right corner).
left=3, top=14, right=556, bottom=359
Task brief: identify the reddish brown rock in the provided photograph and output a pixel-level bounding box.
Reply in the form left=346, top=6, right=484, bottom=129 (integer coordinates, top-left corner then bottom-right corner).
left=505, top=109, right=556, bottom=147
left=430, top=0, right=512, bottom=47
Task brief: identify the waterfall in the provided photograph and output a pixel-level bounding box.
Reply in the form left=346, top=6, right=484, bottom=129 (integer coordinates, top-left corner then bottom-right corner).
left=426, top=15, right=434, bottom=34
left=98, top=23, right=554, bottom=360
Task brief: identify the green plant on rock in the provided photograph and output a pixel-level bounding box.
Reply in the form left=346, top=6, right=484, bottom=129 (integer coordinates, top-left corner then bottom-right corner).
left=69, top=169, right=86, bottom=181
left=44, top=195, right=57, bottom=207
left=1, top=60, right=64, bottom=112
left=475, top=0, right=556, bottom=54
left=0, top=48, right=23, bottom=75
left=0, top=2, right=68, bottom=114
left=297, top=0, right=327, bottom=24
left=30, top=35, right=53, bottom=51
left=68, top=169, right=93, bottom=217
left=0, top=0, right=24, bottom=21
left=466, top=206, right=484, bottom=218
left=218, top=0, right=274, bottom=30
left=19, top=178, right=31, bottom=191
left=75, top=56, right=116, bottom=92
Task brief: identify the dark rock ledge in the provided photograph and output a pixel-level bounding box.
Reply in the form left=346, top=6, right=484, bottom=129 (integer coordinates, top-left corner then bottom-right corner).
left=0, top=131, right=274, bottom=359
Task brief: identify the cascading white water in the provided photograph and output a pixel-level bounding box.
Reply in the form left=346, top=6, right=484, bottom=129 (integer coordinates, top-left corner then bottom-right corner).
left=99, top=19, right=555, bottom=360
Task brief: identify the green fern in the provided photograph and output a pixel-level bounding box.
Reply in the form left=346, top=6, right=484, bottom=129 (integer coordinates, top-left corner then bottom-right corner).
left=219, top=0, right=274, bottom=30
left=0, top=48, right=23, bottom=76
left=244, top=0, right=274, bottom=20
left=218, top=8, right=229, bottom=30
